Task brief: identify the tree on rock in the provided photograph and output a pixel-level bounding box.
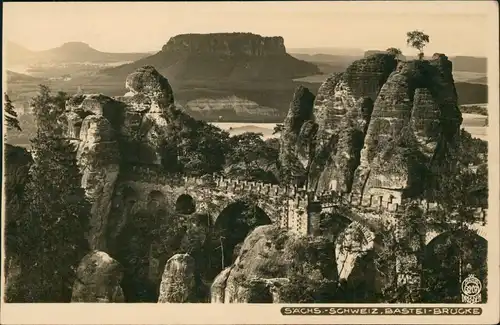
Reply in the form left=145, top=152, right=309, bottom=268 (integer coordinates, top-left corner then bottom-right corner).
left=225, top=132, right=280, bottom=183
left=4, top=93, right=21, bottom=132
left=406, top=30, right=430, bottom=60
left=162, top=120, right=230, bottom=176
left=11, top=85, right=91, bottom=302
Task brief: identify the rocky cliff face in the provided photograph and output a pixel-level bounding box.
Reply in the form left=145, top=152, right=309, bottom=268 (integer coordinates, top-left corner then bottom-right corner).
left=309, top=54, right=397, bottom=193
left=60, top=66, right=200, bottom=251
left=211, top=225, right=338, bottom=303
left=278, top=86, right=317, bottom=183
left=353, top=54, right=461, bottom=197
left=163, top=33, right=286, bottom=57
left=281, top=53, right=462, bottom=200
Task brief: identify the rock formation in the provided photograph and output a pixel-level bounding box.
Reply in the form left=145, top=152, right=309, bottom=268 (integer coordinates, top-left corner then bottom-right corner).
left=353, top=54, right=462, bottom=198
left=211, top=225, right=337, bottom=303
left=279, top=53, right=462, bottom=201
left=118, top=65, right=176, bottom=165
left=62, top=94, right=122, bottom=251
left=60, top=66, right=198, bottom=251
left=307, top=53, right=397, bottom=193
left=210, top=267, right=232, bottom=303
left=158, top=254, right=196, bottom=303
left=76, top=115, right=120, bottom=251
left=279, top=86, right=317, bottom=184
left=71, top=251, right=125, bottom=302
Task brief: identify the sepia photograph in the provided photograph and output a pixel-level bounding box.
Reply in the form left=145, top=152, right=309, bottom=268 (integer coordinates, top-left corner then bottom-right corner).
left=1, top=0, right=498, bottom=324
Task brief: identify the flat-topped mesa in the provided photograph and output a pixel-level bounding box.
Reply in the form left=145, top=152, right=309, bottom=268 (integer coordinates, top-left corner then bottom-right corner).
left=162, top=33, right=286, bottom=57
left=352, top=53, right=462, bottom=199
left=309, top=53, right=397, bottom=194
left=104, top=33, right=319, bottom=80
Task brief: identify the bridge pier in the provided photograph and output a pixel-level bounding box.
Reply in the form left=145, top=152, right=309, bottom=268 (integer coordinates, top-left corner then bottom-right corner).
left=307, top=202, right=323, bottom=236
left=392, top=216, right=424, bottom=302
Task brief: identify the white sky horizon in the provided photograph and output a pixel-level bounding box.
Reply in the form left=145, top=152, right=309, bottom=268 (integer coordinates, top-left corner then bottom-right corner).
left=3, top=1, right=496, bottom=57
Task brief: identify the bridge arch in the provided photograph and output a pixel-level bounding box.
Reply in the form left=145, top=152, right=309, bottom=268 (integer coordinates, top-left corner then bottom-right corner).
left=210, top=200, right=273, bottom=273
left=108, top=184, right=140, bottom=247
left=334, top=221, right=378, bottom=302
left=422, top=229, right=487, bottom=303
left=175, top=194, right=196, bottom=214
left=147, top=190, right=165, bottom=211
left=122, top=185, right=139, bottom=209
left=317, top=210, right=353, bottom=237
left=335, top=221, right=376, bottom=279
left=425, top=223, right=488, bottom=245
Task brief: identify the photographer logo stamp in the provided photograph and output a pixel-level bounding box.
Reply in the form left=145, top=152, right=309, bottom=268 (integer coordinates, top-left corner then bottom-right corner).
left=461, top=274, right=482, bottom=304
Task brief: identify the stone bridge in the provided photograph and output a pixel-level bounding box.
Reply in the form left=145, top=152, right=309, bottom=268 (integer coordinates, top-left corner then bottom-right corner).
left=110, top=166, right=488, bottom=295
left=112, top=166, right=488, bottom=243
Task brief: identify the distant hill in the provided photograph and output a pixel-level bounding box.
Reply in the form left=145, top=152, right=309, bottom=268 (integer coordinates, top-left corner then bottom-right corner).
left=288, top=47, right=365, bottom=56
left=290, top=53, right=363, bottom=62
left=4, top=42, right=36, bottom=65
left=451, top=56, right=487, bottom=74
left=4, top=41, right=150, bottom=65
left=468, top=76, right=488, bottom=84
left=289, top=53, right=361, bottom=73
left=455, top=82, right=488, bottom=105
left=292, top=49, right=488, bottom=76
left=102, top=33, right=321, bottom=81
left=6, top=70, right=44, bottom=83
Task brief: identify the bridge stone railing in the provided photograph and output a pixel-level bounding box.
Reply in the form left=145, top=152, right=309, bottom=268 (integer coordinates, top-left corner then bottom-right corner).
left=126, top=166, right=487, bottom=227
left=182, top=175, right=309, bottom=199
left=313, top=190, right=487, bottom=223
left=181, top=174, right=487, bottom=225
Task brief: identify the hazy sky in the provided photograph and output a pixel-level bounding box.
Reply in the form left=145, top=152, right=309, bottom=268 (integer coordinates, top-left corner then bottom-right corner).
left=3, top=1, right=496, bottom=56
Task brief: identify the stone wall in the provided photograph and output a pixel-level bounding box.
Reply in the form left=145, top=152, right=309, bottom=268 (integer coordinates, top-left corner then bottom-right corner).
left=110, top=165, right=488, bottom=240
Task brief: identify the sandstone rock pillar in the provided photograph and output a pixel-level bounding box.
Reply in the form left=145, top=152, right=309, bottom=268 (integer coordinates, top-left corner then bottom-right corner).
left=158, top=254, right=196, bottom=303
left=76, top=115, right=120, bottom=251
left=71, top=251, right=125, bottom=303
left=210, top=267, right=233, bottom=303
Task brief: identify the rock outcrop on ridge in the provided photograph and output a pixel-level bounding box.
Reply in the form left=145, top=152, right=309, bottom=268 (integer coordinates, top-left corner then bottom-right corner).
left=353, top=54, right=462, bottom=197
left=60, top=66, right=202, bottom=251
left=308, top=53, right=397, bottom=193
left=281, top=52, right=462, bottom=200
